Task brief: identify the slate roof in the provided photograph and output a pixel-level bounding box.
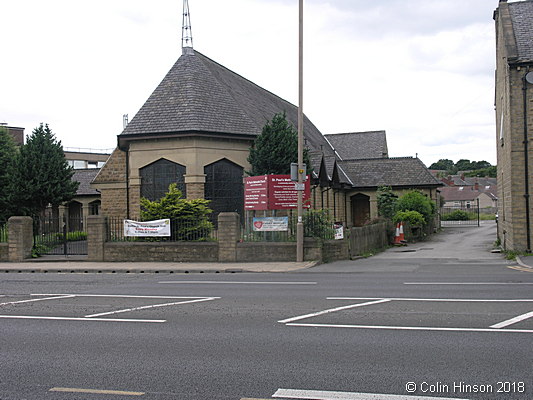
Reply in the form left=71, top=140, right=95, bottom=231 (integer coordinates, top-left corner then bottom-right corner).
left=508, top=0, right=533, bottom=62
left=338, top=157, right=442, bottom=189
left=73, top=169, right=100, bottom=196
left=325, top=131, right=388, bottom=160
left=120, top=50, right=334, bottom=155
left=439, top=186, right=482, bottom=202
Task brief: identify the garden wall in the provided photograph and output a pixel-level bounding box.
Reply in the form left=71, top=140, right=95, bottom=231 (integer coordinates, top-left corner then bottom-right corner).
left=103, top=241, right=219, bottom=262
left=0, top=243, right=8, bottom=261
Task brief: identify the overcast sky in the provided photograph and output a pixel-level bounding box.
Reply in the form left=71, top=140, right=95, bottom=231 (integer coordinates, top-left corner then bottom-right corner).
left=1, top=0, right=501, bottom=166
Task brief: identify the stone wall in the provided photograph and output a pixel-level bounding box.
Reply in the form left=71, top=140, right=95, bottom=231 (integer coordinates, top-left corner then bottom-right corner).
left=103, top=242, right=218, bottom=262
left=236, top=238, right=322, bottom=262
left=0, top=243, right=8, bottom=261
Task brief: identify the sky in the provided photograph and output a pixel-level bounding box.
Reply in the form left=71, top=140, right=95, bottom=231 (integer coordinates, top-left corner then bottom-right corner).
left=1, top=0, right=502, bottom=166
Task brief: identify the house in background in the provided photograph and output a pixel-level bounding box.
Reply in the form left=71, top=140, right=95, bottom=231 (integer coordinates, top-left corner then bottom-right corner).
left=494, top=0, right=533, bottom=251
left=1, top=123, right=24, bottom=145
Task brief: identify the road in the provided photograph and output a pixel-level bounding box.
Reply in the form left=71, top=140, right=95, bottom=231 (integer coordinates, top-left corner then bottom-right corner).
left=1, top=221, right=532, bottom=400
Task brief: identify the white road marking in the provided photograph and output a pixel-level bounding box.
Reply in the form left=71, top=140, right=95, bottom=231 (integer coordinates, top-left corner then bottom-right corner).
left=327, top=297, right=533, bottom=302
left=159, top=281, right=317, bottom=285
left=0, top=295, right=75, bottom=306
left=404, top=282, right=533, bottom=285
left=272, top=388, right=470, bottom=399
left=0, top=315, right=165, bottom=323
left=31, top=293, right=208, bottom=299
left=490, top=310, right=533, bottom=329
left=285, top=323, right=533, bottom=333
left=278, top=299, right=390, bottom=324
left=85, top=297, right=218, bottom=318
left=50, top=387, right=144, bottom=396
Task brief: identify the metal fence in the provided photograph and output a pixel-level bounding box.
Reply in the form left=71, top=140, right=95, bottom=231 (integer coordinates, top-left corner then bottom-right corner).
left=107, top=217, right=217, bottom=242
left=33, top=216, right=88, bottom=255
left=241, top=210, right=336, bottom=242
left=440, top=202, right=480, bottom=227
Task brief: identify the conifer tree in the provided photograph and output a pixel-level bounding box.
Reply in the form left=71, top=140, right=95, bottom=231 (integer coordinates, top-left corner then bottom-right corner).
left=0, top=126, right=18, bottom=220
left=247, top=112, right=310, bottom=176
left=10, top=123, right=78, bottom=216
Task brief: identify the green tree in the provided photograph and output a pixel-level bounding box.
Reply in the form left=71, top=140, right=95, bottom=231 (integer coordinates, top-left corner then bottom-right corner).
left=247, top=112, right=310, bottom=176
left=376, top=186, right=398, bottom=220
left=395, top=190, right=435, bottom=225
left=10, top=123, right=78, bottom=216
left=141, top=183, right=213, bottom=241
left=0, top=126, right=18, bottom=220
left=429, top=159, right=454, bottom=172
left=464, top=166, right=497, bottom=178
left=454, top=159, right=473, bottom=172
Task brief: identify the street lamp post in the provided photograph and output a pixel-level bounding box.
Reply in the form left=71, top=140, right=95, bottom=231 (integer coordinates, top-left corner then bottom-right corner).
left=296, top=0, right=304, bottom=262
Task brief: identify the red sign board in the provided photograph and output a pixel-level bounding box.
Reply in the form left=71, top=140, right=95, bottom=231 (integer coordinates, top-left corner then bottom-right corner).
left=244, top=175, right=269, bottom=210
left=244, top=175, right=311, bottom=210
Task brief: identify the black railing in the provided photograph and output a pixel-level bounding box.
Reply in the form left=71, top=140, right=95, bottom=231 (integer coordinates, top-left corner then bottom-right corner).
left=107, top=217, right=217, bottom=242
left=0, top=220, right=7, bottom=243
left=33, top=216, right=88, bottom=255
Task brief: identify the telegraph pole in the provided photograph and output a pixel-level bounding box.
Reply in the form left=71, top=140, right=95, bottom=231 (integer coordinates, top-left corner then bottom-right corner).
left=296, top=0, right=304, bottom=262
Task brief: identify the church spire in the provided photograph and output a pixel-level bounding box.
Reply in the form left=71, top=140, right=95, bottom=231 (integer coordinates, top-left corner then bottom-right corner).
left=182, top=0, right=194, bottom=55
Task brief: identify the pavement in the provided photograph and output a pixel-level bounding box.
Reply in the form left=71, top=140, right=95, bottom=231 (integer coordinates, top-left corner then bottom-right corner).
left=0, top=256, right=318, bottom=274
left=516, top=255, right=533, bottom=270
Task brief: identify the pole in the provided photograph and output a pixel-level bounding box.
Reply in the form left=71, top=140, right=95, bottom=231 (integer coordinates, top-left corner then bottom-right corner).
left=296, top=0, right=304, bottom=262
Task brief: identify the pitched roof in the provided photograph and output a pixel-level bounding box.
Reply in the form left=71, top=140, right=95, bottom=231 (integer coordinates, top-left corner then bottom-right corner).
left=325, top=131, right=388, bottom=160
left=508, top=0, right=533, bottom=62
left=73, top=169, right=100, bottom=196
left=440, top=186, right=482, bottom=202
left=338, top=157, right=442, bottom=189
left=120, top=50, right=334, bottom=155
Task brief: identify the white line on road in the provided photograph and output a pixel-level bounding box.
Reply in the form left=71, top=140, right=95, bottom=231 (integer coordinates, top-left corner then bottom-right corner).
left=404, top=282, right=533, bottom=285
left=272, top=388, right=470, bottom=400
left=0, top=295, right=75, bottom=306
left=278, top=299, right=390, bottom=324
left=50, top=387, right=144, bottom=396
left=31, top=293, right=209, bottom=299
left=84, top=297, right=218, bottom=318
left=0, top=315, right=165, bottom=323
left=159, top=281, right=317, bottom=285
left=327, top=297, right=533, bottom=302
left=490, top=310, right=533, bottom=329
left=285, top=323, right=533, bottom=334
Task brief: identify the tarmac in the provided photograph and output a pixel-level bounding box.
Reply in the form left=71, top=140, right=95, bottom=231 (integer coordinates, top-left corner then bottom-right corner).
left=0, top=256, right=318, bottom=274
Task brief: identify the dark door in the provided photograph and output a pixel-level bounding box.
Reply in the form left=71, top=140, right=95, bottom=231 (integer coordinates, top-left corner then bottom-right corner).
left=351, top=194, right=370, bottom=227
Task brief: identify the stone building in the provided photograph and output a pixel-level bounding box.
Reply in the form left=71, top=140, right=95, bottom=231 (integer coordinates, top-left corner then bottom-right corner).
left=494, top=0, right=533, bottom=251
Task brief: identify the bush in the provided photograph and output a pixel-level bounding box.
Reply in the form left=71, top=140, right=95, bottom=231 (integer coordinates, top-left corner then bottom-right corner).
left=441, top=210, right=470, bottom=221
left=393, top=210, right=425, bottom=227
left=303, top=209, right=335, bottom=239
left=396, top=190, right=435, bottom=225
left=141, top=183, right=214, bottom=241
left=377, top=186, right=398, bottom=220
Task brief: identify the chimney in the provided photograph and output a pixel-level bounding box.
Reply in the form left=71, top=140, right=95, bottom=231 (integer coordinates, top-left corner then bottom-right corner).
left=474, top=179, right=479, bottom=192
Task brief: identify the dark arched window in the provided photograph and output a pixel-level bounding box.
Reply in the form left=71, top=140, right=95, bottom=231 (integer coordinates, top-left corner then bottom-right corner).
left=204, top=159, right=243, bottom=220
left=140, top=159, right=186, bottom=201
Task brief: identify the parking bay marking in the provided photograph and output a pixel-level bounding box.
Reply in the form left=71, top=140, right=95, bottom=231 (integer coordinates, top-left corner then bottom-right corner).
left=270, top=388, right=470, bottom=400
left=280, top=297, right=533, bottom=333
left=0, top=294, right=219, bottom=323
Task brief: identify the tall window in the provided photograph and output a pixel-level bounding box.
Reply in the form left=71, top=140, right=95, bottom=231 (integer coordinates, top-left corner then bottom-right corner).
left=204, top=159, right=244, bottom=220
left=140, top=159, right=186, bottom=201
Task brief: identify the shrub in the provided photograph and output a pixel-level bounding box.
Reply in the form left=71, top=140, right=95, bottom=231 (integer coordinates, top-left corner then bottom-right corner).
left=441, top=210, right=470, bottom=221
left=396, top=190, right=435, bottom=225
left=393, top=210, right=425, bottom=227
left=303, top=209, right=335, bottom=239
left=377, top=186, right=398, bottom=220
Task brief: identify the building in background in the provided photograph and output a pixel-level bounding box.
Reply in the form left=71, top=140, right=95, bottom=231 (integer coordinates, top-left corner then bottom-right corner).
left=494, top=0, right=533, bottom=251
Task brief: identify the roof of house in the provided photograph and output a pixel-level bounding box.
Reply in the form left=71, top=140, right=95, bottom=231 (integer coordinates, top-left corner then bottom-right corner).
left=338, top=157, right=442, bottom=189
left=508, top=0, right=533, bottom=62
left=440, top=186, right=483, bottom=202
left=120, top=49, right=334, bottom=155
left=324, top=131, right=388, bottom=160
left=73, top=169, right=100, bottom=196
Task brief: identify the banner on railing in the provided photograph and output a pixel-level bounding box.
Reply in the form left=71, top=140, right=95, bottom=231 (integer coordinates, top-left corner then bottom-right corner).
left=252, top=217, right=289, bottom=232
left=124, top=219, right=171, bottom=237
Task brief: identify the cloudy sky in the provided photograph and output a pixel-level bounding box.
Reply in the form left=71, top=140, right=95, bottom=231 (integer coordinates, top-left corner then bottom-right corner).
left=1, top=0, right=501, bottom=166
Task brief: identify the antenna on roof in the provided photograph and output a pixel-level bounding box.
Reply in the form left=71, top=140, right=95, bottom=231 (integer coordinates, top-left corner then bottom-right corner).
left=182, top=0, right=194, bottom=55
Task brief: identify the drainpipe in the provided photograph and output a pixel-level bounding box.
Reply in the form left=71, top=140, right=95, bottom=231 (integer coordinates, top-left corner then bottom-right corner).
left=522, top=68, right=532, bottom=252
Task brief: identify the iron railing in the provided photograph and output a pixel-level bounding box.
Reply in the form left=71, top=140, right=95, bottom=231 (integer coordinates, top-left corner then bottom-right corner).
left=33, top=216, right=88, bottom=255
left=107, top=217, right=217, bottom=242
left=0, top=220, right=7, bottom=243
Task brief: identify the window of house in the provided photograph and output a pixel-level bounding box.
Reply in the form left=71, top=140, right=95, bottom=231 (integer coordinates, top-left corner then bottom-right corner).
left=204, top=159, right=244, bottom=222
left=140, top=159, right=186, bottom=201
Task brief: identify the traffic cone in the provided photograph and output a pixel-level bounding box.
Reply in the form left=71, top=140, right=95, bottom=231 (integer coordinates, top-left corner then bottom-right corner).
left=393, top=223, right=401, bottom=245
left=399, top=222, right=406, bottom=243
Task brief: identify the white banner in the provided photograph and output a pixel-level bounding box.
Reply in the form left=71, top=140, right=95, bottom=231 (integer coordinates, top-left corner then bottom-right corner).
left=252, top=217, right=289, bottom=232
left=124, top=219, right=171, bottom=237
